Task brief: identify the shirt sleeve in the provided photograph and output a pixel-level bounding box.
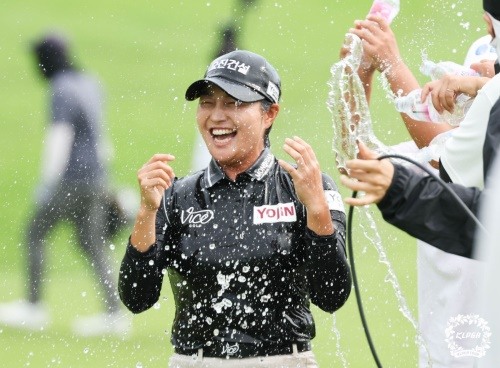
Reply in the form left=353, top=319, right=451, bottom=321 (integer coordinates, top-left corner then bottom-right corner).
left=51, top=77, right=78, bottom=124
left=377, top=163, right=481, bottom=258
left=118, top=240, right=164, bottom=313
left=118, top=190, right=173, bottom=314
left=305, top=174, right=352, bottom=313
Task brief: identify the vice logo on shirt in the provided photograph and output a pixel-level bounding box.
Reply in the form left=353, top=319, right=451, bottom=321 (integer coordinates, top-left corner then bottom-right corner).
left=180, top=207, right=214, bottom=225
left=253, top=202, right=296, bottom=224
left=222, top=342, right=240, bottom=356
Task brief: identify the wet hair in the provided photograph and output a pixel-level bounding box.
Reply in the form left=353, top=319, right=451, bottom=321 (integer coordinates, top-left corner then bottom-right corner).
left=32, top=34, right=73, bottom=79
left=260, top=99, right=274, bottom=148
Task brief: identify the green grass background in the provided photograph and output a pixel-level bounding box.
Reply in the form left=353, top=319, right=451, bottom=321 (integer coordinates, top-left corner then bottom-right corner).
left=0, top=0, right=486, bottom=367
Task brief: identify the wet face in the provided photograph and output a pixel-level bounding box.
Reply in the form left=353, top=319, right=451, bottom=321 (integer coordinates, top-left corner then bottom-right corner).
left=196, top=84, right=277, bottom=177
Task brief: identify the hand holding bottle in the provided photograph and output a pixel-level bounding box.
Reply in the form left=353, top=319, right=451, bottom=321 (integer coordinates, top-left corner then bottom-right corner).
left=349, top=15, right=402, bottom=74
left=421, top=74, right=489, bottom=114
left=394, top=87, right=473, bottom=127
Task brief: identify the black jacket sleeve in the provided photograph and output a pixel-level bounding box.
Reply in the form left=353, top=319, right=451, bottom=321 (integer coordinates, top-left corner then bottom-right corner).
left=377, top=163, right=482, bottom=258
left=305, top=174, right=352, bottom=313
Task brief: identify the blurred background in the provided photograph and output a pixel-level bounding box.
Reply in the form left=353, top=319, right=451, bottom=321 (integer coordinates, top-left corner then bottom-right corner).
left=0, top=0, right=485, bottom=366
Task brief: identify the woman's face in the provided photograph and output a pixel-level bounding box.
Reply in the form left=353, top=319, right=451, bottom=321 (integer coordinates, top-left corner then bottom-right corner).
left=196, top=84, right=277, bottom=177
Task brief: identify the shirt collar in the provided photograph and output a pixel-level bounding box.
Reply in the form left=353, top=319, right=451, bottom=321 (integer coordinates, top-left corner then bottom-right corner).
left=202, top=148, right=275, bottom=188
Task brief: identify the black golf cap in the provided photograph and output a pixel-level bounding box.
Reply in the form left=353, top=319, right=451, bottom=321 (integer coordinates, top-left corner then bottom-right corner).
left=185, top=50, right=281, bottom=104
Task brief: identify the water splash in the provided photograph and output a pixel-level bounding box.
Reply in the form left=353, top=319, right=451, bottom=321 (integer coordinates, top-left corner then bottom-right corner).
left=358, top=206, right=430, bottom=366
left=328, top=33, right=451, bottom=171
left=332, top=313, right=349, bottom=367
left=327, top=32, right=433, bottom=366
left=326, top=33, right=390, bottom=174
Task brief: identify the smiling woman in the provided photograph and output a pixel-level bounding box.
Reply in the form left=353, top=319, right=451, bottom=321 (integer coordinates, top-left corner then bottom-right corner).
left=195, top=87, right=277, bottom=180
left=118, top=49, right=352, bottom=368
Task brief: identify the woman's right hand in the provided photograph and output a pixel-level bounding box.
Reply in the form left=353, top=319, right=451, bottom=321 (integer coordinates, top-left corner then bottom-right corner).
left=137, top=153, right=176, bottom=212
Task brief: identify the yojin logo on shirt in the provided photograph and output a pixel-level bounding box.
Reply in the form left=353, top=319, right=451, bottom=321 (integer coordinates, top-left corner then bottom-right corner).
left=253, top=202, right=296, bottom=224
left=445, top=314, right=491, bottom=358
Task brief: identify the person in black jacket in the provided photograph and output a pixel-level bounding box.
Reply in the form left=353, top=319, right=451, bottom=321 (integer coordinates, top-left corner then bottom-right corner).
left=340, top=96, right=500, bottom=257
left=340, top=98, right=500, bottom=365
left=119, top=50, right=351, bottom=368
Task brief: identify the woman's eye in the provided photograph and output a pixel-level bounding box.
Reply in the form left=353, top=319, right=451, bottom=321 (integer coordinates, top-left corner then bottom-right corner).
left=224, top=100, right=243, bottom=107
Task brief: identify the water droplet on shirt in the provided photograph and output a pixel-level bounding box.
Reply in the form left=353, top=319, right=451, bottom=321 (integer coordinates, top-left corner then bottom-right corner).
left=260, top=295, right=271, bottom=303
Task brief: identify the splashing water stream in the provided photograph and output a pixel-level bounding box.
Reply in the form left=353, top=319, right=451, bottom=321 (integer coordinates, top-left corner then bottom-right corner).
left=327, top=33, right=432, bottom=366
left=358, top=206, right=431, bottom=366
left=332, top=313, right=349, bottom=367
left=326, top=33, right=390, bottom=174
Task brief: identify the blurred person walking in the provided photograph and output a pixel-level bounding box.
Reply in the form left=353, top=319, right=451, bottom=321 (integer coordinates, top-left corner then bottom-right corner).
left=0, top=32, right=129, bottom=337
left=119, top=49, right=351, bottom=367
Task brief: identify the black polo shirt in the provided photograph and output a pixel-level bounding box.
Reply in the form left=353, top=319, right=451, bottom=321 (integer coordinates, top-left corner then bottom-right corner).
left=119, top=148, right=351, bottom=357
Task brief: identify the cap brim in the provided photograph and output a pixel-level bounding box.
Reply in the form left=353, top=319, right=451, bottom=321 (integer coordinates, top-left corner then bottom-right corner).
left=185, top=77, right=265, bottom=102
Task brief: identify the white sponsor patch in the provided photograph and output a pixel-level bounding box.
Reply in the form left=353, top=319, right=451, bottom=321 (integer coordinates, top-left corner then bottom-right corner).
left=266, top=81, right=280, bottom=103
left=325, top=190, right=345, bottom=213
left=254, top=152, right=274, bottom=180
left=253, top=202, right=296, bottom=224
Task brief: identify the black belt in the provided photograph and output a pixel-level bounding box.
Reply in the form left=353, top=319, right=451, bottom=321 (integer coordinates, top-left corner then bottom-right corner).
left=175, top=340, right=311, bottom=358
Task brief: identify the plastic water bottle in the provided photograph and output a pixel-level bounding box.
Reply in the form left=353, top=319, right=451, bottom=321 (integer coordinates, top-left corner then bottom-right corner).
left=420, top=60, right=479, bottom=80
left=394, top=88, right=473, bottom=126
left=368, top=0, right=400, bottom=24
